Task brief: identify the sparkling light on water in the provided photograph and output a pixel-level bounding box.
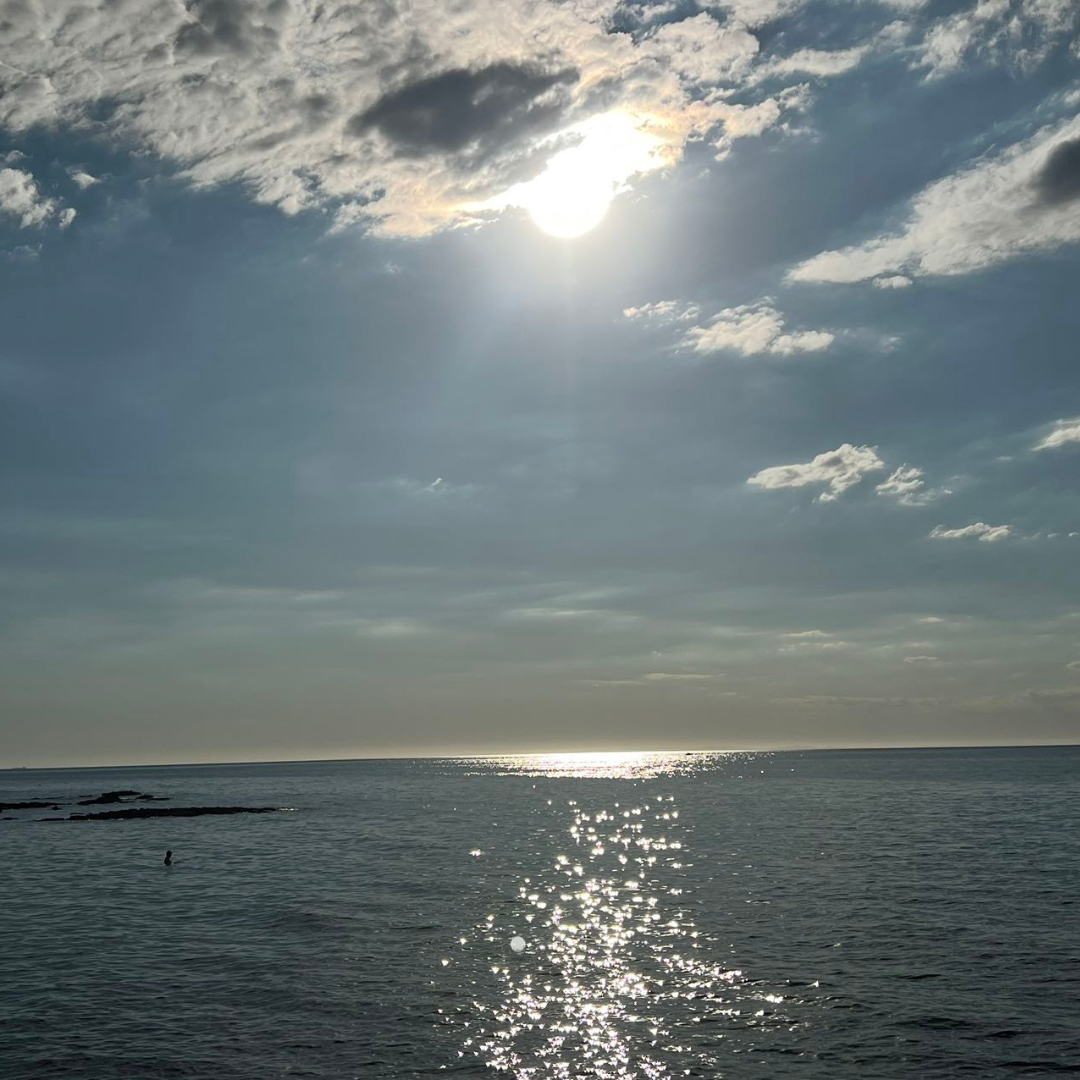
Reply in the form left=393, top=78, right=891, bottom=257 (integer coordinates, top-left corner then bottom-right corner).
left=448, top=769, right=785, bottom=1079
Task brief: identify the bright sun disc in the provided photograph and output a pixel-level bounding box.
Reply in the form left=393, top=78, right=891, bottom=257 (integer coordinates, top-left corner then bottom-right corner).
left=478, top=111, right=664, bottom=239
left=524, top=165, right=614, bottom=239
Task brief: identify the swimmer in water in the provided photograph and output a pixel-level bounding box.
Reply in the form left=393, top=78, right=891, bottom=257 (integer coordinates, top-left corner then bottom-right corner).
left=164, top=850, right=173, bottom=866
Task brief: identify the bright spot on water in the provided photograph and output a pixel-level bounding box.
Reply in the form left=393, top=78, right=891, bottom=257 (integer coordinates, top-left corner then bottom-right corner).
left=510, top=936, right=526, bottom=953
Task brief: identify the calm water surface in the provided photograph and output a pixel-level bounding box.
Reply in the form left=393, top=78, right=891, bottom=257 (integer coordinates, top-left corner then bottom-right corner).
left=2, top=747, right=1078, bottom=1078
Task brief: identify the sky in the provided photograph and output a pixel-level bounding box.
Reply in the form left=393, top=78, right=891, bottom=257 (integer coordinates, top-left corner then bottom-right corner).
left=1, top=0, right=1080, bottom=767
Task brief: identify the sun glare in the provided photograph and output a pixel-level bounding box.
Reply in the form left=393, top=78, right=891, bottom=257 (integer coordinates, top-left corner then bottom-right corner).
left=482, top=112, right=665, bottom=239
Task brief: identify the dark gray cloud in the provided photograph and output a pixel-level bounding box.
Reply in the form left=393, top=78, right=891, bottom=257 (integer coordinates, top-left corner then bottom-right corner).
left=1033, top=137, right=1080, bottom=207
left=349, top=62, right=578, bottom=158
left=174, top=0, right=283, bottom=57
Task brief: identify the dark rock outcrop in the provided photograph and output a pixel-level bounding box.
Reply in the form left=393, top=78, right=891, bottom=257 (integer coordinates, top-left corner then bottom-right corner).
left=66, top=805, right=284, bottom=821
left=0, top=800, right=62, bottom=812
left=77, top=789, right=144, bottom=805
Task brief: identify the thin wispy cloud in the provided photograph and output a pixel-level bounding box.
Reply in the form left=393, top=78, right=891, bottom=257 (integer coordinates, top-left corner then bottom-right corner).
left=917, top=0, right=1077, bottom=77
left=789, top=113, right=1080, bottom=282
left=1033, top=417, right=1080, bottom=451
left=930, top=522, right=1013, bottom=542
left=876, top=466, right=952, bottom=506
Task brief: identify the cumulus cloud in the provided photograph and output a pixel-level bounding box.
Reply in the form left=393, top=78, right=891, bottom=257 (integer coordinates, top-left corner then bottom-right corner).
left=788, top=113, right=1080, bottom=282
left=67, top=168, right=100, bottom=190
left=873, top=274, right=913, bottom=289
left=682, top=299, right=834, bottom=356
left=0, top=0, right=801, bottom=237
left=748, top=443, right=886, bottom=501
left=875, top=465, right=951, bottom=506
left=1033, top=417, right=1080, bottom=451
left=929, top=522, right=1013, bottom=541
left=0, top=168, right=73, bottom=229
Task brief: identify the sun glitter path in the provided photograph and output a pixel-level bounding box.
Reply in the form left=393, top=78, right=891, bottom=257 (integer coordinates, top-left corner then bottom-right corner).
left=447, top=792, right=764, bottom=1078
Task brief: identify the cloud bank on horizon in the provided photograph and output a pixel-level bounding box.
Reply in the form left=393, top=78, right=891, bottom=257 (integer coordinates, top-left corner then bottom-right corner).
left=1, top=0, right=1079, bottom=763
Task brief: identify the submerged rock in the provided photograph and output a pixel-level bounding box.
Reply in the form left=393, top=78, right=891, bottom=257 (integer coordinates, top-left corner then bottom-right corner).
left=0, top=800, right=63, bottom=812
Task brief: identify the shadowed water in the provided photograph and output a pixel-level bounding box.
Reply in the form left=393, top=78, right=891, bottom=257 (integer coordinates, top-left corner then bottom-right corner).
left=2, top=747, right=1078, bottom=1077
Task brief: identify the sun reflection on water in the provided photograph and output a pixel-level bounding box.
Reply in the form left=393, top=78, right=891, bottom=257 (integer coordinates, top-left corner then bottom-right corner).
left=447, top=782, right=773, bottom=1078
left=455, top=750, right=724, bottom=780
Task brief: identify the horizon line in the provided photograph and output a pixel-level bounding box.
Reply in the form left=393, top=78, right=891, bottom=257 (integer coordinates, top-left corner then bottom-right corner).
left=3, top=740, right=1079, bottom=771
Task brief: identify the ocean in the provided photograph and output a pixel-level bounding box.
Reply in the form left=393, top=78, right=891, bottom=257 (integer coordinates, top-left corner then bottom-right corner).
left=1, top=746, right=1078, bottom=1078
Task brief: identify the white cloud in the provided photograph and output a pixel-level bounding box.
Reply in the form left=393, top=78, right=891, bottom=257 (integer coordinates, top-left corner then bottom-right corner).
left=1033, top=417, right=1080, bottom=451
left=929, top=522, right=1013, bottom=541
left=623, top=300, right=701, bottom=322
left=710, top=0, right=807, bottom=28
left=67, top=169, right=101, bottom=190
left=782, top=629, right=833, bottom=638
left=0, top=167, right=72, bottom=229
left=875, top=465, right=952, bottom=506
left=918, top=0, right=1078, bottom=77
left=373, top=476, right=481, bottom=500
left=748, top=443, right=886, bottom=501
left=779, top=638, right=851, bottom=651
left=0, top=1, right=805, bottom=238
left=1, top=243, right=41, bottom=262
left=641, top=672, right=717, bottom=681
left=788, top=113, right=1080, bottom=282
left=645, top=13, right=759, bottom=83
left=710, top=83, right=812, bottom=159
left=352, top=617, right=432, bottom=639
left=755, top=44, right=870, bottom=80
left=903, top=654, right=941, bottom=663
left=873, top=274, right=913, bottom=289
left=683, top=299, right=834, bottom=356
left=1067, top=659, right=1080, bottom=671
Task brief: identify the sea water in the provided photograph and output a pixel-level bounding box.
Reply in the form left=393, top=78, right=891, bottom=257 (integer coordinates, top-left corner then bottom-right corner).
left=1, top=746, right=1078, bottom=1078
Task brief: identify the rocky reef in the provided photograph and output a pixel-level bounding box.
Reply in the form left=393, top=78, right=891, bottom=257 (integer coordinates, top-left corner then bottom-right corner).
left=67, top=805, right=283, bottom=821
left=77, top=790, right=170, bottom=805
left=0, top=790, right=290, bottom=822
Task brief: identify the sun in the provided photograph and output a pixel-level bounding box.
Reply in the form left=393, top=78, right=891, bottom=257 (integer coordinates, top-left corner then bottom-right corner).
left=521, top=159, right=616, bottom=239
left=479, top=111, right=666, bottom=239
